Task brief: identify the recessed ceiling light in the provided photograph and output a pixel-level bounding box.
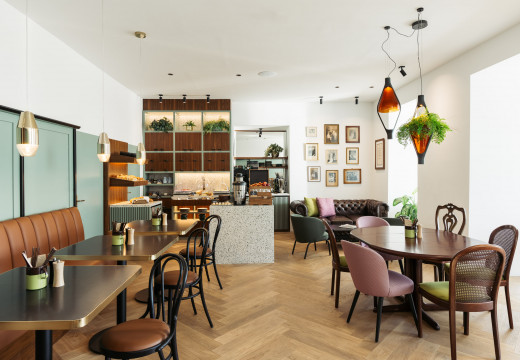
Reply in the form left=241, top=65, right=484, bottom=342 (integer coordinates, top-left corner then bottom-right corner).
left=236, top=74, right=242, bottom=77
left=258, top=71, right=277, bottom=78
left=168, top=73, right=173, bottom=76
left=335, top=86, right=340, bottom=88
left=370, top=86, right=374, bottom=88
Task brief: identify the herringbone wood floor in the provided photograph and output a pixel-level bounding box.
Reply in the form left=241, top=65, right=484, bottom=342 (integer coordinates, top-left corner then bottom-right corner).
left=3, top=232, right=520, bottom=359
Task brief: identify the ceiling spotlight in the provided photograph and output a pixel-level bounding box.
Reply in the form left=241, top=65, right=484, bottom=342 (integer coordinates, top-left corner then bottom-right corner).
left=167, top=73, right=173, bottom=76
left=319, top=96, right=323, bottom=105
left=259, top=128, right=263, bottom=137
left=335, top=86, right=340, bottom=89
left=236, top=74, right=242, bottom=77
left=399, top=66, right=407, bottom=77
left=182, top=94, right=187, bottom=103
left=206, top=94, right=210, bottom=103
left=159, top=94, right=163, bottom=103
left=355, top=96, right=359, bottom=105
left=370, top=86, right=374, bottom=88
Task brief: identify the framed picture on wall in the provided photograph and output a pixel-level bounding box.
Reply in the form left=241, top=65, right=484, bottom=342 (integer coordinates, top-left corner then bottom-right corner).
left=307, top=166, right=321, bottom=182
left=306, top=126, right=317, bottom=137
left=344, top=169, right=362, bottom=184
left=325, top=170, right=339, bottom=187
left=346, top=126, right=360, bottom=143
left=325, top=149, right=338, bottom=164
left=375, top=138, right=385, bottom=170
left=304, top=143, right=319, bottom=161
left=346, top=147, right=359, bottom=164
left=324, top=124, right=340, bottom=144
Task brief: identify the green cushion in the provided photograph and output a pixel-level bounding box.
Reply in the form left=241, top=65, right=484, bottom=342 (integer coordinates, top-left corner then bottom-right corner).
left=339, top=255, right=348, bottom=267
left=420, top=281, right=449, bottom=301
left=321, top=231, right=329, bottom=241
left=304, top=197, right=319, bottom=217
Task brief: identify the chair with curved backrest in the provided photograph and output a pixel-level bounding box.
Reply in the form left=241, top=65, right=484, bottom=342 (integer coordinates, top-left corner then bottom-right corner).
left=100, top=253, right=188, bottom=360
left=356, top=216, right=404, bottom=274
left=341, top=240, right=419, bottom=342
left=432, top=203, right=467, bottom=281
left=164, top=228, right=213, bottom=328
left=179, top=215, right=224, bottom=289
left=290, top=214, right=331, bottom=259
left=418, top=244, right=506, bottom=360
left=322, top=220, right=349, bottom=308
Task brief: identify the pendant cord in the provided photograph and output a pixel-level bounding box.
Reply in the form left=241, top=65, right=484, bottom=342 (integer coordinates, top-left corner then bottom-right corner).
left=139, top=36, right=143, bottom=142
left=381, top=28, right=396, bottom=77
left=416, top=12, right=423, bottom=95
left=25, top=0, right=29, bottom=108
left=101, top=0, right=105, bottom=132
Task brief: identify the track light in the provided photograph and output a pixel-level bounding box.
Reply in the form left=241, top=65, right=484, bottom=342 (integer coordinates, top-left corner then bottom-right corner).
left=259, top=128, right=263, bottom=137
left=355, top=96, right=359, bottom=105
left=182, top=94, right=187, bottom=103
left=399, top=66, right=407, bottom=77
left=206, top=94, right=210, bottom=103
left=319, top=96, right=323, bottom=105
left=159, top=94, right=163, bottom=103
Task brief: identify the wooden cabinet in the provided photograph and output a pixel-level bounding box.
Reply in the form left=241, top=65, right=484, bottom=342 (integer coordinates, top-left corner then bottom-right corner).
left=145, top=132, right=173, bottom=151
left=175, top=153, right=202, bottom=171
left=204, top=133, right=230, bottom=151
left=204, top=153, right=230, bottom=171
left=145, top=153, right=173, bottom=172
left=175, top=133, right=202, bottom=151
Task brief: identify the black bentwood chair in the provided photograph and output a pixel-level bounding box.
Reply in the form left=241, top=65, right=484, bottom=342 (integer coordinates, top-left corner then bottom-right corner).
left=100, top=253, right=188, bottom=360
left=166, top=227, right=213, bottom=327
left=179, top=215, right=224, bottom=289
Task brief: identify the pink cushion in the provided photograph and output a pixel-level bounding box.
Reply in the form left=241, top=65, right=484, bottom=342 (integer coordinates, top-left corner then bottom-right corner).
left=316, top=198, right=335, bottom=218
left=387, top=270, right=414, bottom=297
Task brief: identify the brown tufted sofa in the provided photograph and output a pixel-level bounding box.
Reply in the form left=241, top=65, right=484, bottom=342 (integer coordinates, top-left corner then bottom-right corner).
left=290, top=199, right=389, bottom=225
left=0, top=207, right=108, bottom=353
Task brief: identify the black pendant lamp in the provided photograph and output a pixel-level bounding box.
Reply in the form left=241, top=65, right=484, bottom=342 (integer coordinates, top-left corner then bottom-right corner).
left=377, top=26, right=401, bottom=139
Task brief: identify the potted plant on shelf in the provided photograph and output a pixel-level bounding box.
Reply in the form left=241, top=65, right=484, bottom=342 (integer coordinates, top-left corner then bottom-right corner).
left=149, top=117, right=174, bottom=132
left=396, top=112, right=451, bottom=164
left=183, top=120, right=196, bottom=131
left=265, top=143, right=284, bottom=158
left=203, top=118, right=230, bottom=134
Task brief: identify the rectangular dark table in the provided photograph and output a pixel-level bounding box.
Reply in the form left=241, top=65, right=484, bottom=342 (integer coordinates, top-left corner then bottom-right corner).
left=55, top=234, right=180, bottom=353
left=0, top=265, right=141, bottom=360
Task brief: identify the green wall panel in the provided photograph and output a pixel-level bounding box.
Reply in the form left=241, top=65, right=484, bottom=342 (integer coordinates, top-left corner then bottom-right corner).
left=24, top=121, right=74, bottom=215
left=127, top=144, right=141, bottom=200
left=0, top=110, right=20, bottom=221
left=76, top=131, right=104, bottom=239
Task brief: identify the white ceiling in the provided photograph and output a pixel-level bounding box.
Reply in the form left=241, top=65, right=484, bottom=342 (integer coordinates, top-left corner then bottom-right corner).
left=9, top=0, right=520, bottom=102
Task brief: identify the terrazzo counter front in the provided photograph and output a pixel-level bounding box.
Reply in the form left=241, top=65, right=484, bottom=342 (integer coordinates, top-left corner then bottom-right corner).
left=209, top=204, right=274, bottom=264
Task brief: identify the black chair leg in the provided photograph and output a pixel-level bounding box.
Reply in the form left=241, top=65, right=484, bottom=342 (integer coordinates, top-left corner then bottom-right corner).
left=398, top=260, right=405, bottom=274
left=334, top=271, right=341, bottom=308
left=304, top=243, right=311, bottom=259
left=463, top=312, right=469, bottom=335
left=406, top=293, right=419, bottom=335
left=326, top=240, right=331, bottom=256
left=199, top=283, right=213, bottom=328
left=385, top=261, right=389, bottom=269
left=158, top=349, right=166, bottom=360
left=291, top=240, right=297, bottom=255
left=347, top=290, right=360, bottom=323
left=212, top=254, right=223, bottom=289
left=331, top=268, right=335, bottom=296
left=314, top=241, right=317, bottom=251
left=188, top=287, right=197, bottom=314
left=375, top=297, right=384, bottom=342
left=204, top=263, right=210, bottom=282
left=373, top=296, right=377, bottom=309
left=171, top=334, right=179, bottom=360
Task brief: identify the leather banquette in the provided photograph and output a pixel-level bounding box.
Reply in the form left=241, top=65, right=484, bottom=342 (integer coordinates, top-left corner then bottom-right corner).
left=0, top=207, right=107, bottom=352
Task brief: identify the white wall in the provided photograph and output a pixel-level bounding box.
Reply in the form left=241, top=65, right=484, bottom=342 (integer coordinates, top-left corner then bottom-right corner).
left=232, top=101, right=375, bottom=201
left=0, top=0, right=141, bottom=144
left=470, top=53, right=520, bottom=275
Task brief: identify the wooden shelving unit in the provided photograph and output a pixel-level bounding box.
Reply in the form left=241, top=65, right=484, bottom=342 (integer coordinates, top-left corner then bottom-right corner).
left=109, top=178, right=149, bottom=187
left=109, top=154, right=149, bottom=164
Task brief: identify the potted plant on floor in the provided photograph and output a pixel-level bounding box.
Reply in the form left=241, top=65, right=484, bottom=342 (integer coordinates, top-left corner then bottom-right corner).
left=203, top=118, right=230, bottom=134
left=396, top=112, right=451, bottom=164
left=265, top=143, right=283, bottom=158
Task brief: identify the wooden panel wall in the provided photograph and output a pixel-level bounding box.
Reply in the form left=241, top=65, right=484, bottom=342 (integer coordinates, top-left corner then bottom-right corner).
left=143, top=99, right=231, bottom=111
left=103, top=139, right=128, bottom=234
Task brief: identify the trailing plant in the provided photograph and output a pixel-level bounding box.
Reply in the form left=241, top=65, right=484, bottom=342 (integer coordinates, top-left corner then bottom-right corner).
left=397, top=112, right=452, bottom=146
left=183, top=120, right=196, bottom=130
left=393, top=190, right=417, bottom=221
left=265, top=143, right=284, bottom=157
left=150, top=117, right=173, bottom=132
left=203, top=118, right=230, bottom=134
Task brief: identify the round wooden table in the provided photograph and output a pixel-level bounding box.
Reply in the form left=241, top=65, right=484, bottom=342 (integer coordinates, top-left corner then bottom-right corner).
left=350, top=226, right=485, bottom=330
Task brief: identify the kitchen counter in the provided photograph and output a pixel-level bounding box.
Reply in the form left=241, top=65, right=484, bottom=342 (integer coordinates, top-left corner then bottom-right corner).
left=109, top=201, right=162, bottom=225
left=209, top=204, right=274, bottom=264
left=110, top=200, right=162, bottom=207
left=271, top=193, right=290, bottom=197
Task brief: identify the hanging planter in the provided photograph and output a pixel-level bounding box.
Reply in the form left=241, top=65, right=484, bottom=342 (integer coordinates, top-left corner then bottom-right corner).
left=397, top=112, right=451, bottom=164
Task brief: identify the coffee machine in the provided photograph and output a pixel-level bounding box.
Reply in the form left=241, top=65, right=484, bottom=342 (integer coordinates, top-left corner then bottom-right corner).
left=233, top=173, right=247, bottom=205
left=273, top=173, right=285, bottom=193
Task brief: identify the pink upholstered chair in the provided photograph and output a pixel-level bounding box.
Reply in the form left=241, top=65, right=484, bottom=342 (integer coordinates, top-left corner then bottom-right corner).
left=356, top=216, right=404, bottom=274
left=341, top=240, right=419, bottom=342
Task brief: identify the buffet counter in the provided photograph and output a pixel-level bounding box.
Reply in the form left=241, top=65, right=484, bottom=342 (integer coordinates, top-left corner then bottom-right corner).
left=109, top=201, right=162, bottom=224
left=209, top=204, right=274, bottom=264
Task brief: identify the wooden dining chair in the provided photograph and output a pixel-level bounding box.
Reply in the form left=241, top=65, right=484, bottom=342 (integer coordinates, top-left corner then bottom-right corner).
left=418, top=244, right=506, bottom=360
left=179, top=215, right=224, bottom=289
left=100, top=253, right=188, bottom=360
left=322, top=220, right=349, bottom=308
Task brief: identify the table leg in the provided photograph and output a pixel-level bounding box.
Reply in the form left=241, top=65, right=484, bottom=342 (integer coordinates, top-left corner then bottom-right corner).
left=89, top=260, right=127, bottom=354
left=35, top=330, right=52, bottom=360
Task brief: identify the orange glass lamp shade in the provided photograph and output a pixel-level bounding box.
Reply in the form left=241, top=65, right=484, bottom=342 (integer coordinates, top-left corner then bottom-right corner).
left=377, top=77, right=401, bottom=139
left=411, top=132, right=431, bottom=164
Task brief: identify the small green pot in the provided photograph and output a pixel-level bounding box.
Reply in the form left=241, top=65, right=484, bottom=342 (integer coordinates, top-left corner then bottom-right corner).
left=405, top=228, right=416, bottom=238
left=26, top=272, right=48, bottom=290
left=151, top=218, right=162, bottom=226
left=112, top=234, right=125, bottom=246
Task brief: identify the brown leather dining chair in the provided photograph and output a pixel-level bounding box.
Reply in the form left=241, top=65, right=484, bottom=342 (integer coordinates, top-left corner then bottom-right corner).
left=341, top=240, right=419, bottom=342
left=322, top=220, right=349, bottom=308
left=418, top=244, right=506, bottom=360
left=100, top=253, right=188, bottom=360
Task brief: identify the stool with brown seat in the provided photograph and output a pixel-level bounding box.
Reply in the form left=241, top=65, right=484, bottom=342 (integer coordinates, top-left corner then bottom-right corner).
left=100, top=253, right=188, bottom=360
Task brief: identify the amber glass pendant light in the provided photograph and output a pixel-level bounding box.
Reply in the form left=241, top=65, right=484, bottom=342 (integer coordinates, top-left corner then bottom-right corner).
left=377, top=26, right=400, bottom=139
